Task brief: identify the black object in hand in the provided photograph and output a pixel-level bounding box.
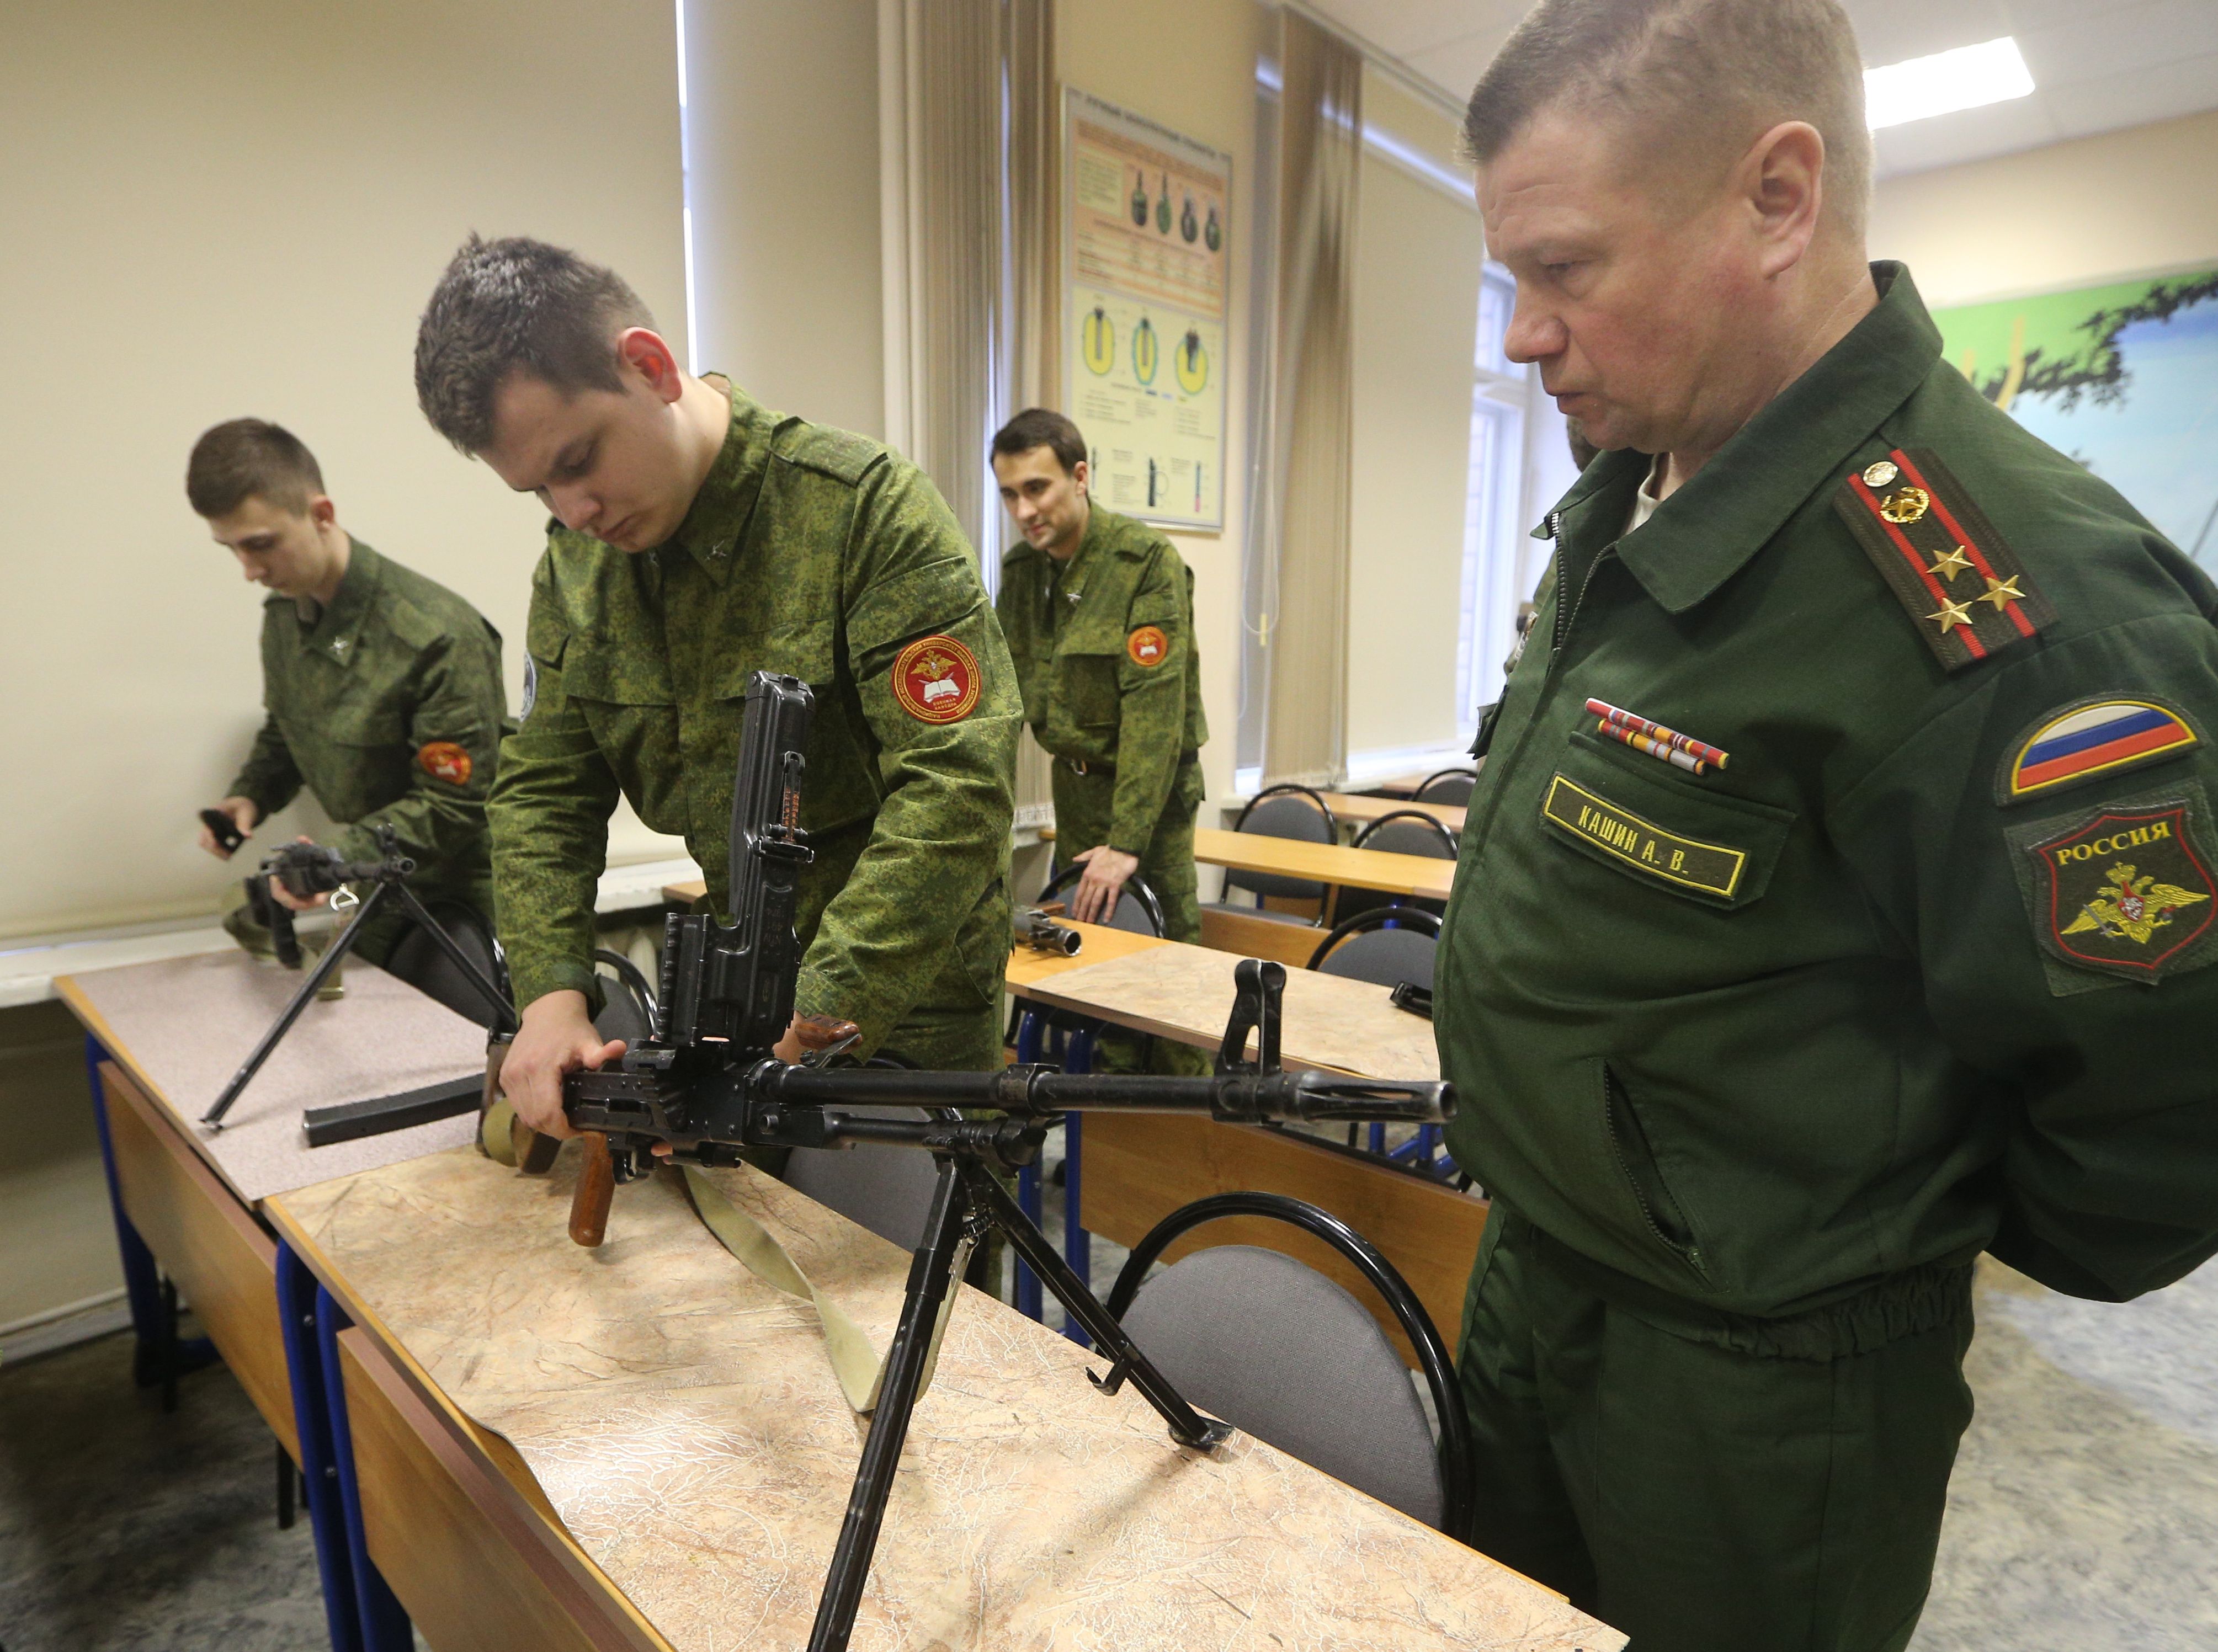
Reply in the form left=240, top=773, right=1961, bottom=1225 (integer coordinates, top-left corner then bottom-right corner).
left=200, top=807, right=247, bottom=854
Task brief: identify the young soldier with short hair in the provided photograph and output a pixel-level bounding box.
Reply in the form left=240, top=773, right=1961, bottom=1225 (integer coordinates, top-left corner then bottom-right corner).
left=1439, top=2, right=2218, bottom=1646
left=189, top=418, right=505, bottom=967
left=414, top=236, right=1019, bottom=1139
left=992, top=409, right=1208, bottom=1073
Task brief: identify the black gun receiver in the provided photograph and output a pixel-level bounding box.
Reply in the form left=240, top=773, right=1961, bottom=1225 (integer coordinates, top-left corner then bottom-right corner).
left=547, top=670, right=1454, bottom=1652
left=242, top=840, right=391, bottom=969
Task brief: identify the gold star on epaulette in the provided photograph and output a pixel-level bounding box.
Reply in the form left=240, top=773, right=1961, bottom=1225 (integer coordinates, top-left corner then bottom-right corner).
left=1927, top=596, right=1974, bottom=635
left=1926, top=545, right=1972, bottom=583
left=1980, top=574, right=2023, bottom=612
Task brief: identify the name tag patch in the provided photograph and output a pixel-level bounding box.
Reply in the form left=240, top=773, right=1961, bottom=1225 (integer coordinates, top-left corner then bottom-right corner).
left=1541, top=774, right=1747, bottom=900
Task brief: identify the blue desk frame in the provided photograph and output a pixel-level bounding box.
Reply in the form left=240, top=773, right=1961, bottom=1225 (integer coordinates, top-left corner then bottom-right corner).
left=84, top=1033, right=416, bottom=1652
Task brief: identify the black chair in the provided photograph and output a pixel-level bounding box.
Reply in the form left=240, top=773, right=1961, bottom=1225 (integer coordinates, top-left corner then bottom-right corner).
left=1308, top=907, right=1440, bottom=990
left=1343, top=810, right=1458, bottom=920
left=381, top=902, right=507, bottom=1027
left=591, top=946, right=657, bottom=1045
left=780, top=1104, right=943, bottom=1251
left=1106, top=1192, right=1473, bottom=1542
left=1036, top=861, right=1166, bottom=937
left=1411, top=768, right=1478, bottom=807
left=1200, top=783, right=1338, bottom=926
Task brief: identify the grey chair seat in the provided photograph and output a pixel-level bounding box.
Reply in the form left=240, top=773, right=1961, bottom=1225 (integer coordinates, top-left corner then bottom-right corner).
left=1314, top=925, right=1437, bottom=990
left=1120, top=1244, right=1442, bottom=1528
left=780, top=1107, right=941, bottom=1250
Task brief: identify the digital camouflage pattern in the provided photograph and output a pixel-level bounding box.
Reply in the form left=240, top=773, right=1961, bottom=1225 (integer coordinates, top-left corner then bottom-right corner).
left=227, top=539, right=505, bottom=964
left=998, top=504, right=1208, bottom=943
left=491, top=382, right=1019, bottom=1070
left=1437, top=265, right=2218, bottom=1646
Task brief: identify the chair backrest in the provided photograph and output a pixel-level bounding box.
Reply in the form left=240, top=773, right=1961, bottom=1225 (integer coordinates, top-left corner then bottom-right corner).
left=590, top=947, right=656, bottom=1045
left=1411, top=768, right=1477, bottom=807
left=382, top=903, right=507, bottom=1027
left=1038, top=864, right=1166, bottom=937
left=1351, top=811, right=1458, bottom=859
left=1105, top=1193, right=1472, bottom=1541
left=780, top=1107, right=942, bottom=1250
left=1228, top=785, right=1336, bottom=900
left=1309, top=905, right=1440, bottom=989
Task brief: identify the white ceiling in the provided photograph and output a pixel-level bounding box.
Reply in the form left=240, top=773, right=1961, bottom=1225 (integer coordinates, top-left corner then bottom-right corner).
left=1304, top=0, right=2218, bottom=177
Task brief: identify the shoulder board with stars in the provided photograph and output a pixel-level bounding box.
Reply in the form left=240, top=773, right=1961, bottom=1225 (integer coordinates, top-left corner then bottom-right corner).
left=1832, top=448, right=2055, bottom=673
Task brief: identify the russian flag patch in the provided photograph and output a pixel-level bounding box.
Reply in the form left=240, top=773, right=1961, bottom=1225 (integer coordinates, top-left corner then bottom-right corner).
left=2001, top=697, right=2201, bottom=804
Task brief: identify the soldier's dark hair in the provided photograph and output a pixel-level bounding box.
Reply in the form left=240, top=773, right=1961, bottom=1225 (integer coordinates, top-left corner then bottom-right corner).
left=1462, top=0, right=1870, bottom=237
left=185, top=418, right=326, bottom=518
left=991, top=408, right=1088, bottom=475
left=414, top=233, right=657, bottom=455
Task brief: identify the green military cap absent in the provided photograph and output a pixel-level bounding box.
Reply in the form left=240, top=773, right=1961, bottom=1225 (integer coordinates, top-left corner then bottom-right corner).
left=492, top=382, right=1020, bottom=1071
left=228, top=540, right=505, bottom=967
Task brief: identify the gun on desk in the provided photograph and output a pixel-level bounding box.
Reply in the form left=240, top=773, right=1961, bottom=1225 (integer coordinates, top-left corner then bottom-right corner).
left=1012, top=905, right=1082, bottom=956
left=242, top=840, right=374, bottom=971
left=538, top=670, right=1453, bottom=1652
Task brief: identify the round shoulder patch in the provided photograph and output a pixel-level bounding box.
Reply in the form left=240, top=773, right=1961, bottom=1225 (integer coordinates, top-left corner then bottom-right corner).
left=1127, top=625, right=1169, bottom=668
left=418, top=741, right=474, bottom=785
left=892, top=636, right=982, bottom=724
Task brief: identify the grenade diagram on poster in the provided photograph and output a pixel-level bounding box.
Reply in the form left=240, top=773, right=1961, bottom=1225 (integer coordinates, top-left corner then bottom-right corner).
left=1065, top=87, right=1229, bottom=531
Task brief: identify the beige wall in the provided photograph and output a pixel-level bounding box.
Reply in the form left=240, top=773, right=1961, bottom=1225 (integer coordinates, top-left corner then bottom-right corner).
left=0, top=0, right=687, bottom=942
left=1872, top=109, right=2218, bottom=306
left=1056, top=0, right=1264, bottom=804
left=685, top=0, right=886, bottom=438
left=1347, top=72, right=1485, bottom=762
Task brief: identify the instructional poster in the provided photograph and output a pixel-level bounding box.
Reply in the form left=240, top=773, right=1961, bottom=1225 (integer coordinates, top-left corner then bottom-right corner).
left=1063, top=88, right=1230, bottom=532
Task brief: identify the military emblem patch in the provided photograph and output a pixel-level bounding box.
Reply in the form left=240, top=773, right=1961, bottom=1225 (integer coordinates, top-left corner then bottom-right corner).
left=1127, top=625, right=1169, bottom=668
left=418, top=741, right=474, bottom=785
left=1833, top=447, right=2054, bottom=672
left=2026, top=801, right=2215, bottom=982
left=1999, top=697, right=2200, bottom=804
left=892, top=635, right=981, bottom=723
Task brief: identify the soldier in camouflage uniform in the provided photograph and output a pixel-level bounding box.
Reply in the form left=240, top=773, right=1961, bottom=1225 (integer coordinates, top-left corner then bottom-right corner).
left=413, top=235, right=1019, bottom=1141
left=992, top=411, right=1207, bottom=940
left=189, top=419, right=505, bottom=968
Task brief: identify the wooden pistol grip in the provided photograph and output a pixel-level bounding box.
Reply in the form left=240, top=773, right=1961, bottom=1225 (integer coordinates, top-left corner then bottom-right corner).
left=568, top=1132, right=615, bottom=1247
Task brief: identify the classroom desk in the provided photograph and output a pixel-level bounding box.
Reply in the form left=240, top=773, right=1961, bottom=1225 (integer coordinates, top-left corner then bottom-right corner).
left=1229, top=791, right=1466, bottom=833
left=57, top=950, right=494, bottom=1652
left=1004, top=923, right=1484, bottom=1363
left=1192, top=826, right=1457, bottom=903
left=662, top=875, right=708, bottom=904
left=265, top=1143, right=1620, bottom=1652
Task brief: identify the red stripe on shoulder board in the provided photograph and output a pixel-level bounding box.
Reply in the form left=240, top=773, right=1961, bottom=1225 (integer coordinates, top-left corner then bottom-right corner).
left=1845, top=470, right=1988, bottom=660
left=1889, top=449, right=2036, bottom=640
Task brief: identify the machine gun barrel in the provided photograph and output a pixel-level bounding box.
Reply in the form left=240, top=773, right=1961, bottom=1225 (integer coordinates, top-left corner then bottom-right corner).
left=763, top=1063, right=1451, bottom=1126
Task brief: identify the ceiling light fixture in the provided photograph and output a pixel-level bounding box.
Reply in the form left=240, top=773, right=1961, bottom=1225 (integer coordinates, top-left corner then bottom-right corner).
left=1864, top=36, right=2036, bottom=131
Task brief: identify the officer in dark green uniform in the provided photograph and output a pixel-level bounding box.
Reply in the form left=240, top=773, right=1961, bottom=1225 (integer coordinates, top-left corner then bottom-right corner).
left=1442, top=4, right=2218, bottom=1649
left=991, top=409, right=1207, bottom=942
left=189, top=418, right=505, bottom=968
left=413, top=235, right=1019, bottom=1141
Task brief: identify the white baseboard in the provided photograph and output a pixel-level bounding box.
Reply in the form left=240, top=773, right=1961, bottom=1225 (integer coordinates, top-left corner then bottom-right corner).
left=0, top=1288, right=132, bottom=1365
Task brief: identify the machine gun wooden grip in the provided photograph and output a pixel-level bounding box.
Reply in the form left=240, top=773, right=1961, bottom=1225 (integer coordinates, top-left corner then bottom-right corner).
left=569, top=1133, right=615, bottom=1247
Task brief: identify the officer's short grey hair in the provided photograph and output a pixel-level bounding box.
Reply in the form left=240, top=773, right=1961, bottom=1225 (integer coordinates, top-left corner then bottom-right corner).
left=1462, top=0, right=1871, bottom=239
left=414, top=234, right=656, bottom=455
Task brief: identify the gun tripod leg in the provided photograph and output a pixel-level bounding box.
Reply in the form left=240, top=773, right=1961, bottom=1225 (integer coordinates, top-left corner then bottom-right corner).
left=959, top=1160, right=1231, bottom=1452
left=808, top=1157, right=971, bottom=1652
left=201, top=882, right=387, bottom=1128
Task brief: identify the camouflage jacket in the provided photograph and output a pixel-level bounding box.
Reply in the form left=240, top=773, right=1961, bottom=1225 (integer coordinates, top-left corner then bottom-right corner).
left=997, top=505, right=1207, bottom=854
left=228, top=538, right=504, bottom=913
left=491, top=382, right=1020, bottom=1054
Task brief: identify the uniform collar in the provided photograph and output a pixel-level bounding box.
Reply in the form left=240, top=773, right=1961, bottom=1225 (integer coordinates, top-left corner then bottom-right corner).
left=664, top=376, right=776, bottom=575
left=1586, top=261, right=1940, bottom=615
left=301, top=537, right=380, bottom=668
left=1054, top=504, right=1106, bottom=596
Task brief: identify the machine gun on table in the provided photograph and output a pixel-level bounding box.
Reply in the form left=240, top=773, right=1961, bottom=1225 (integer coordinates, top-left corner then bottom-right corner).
left=526, top=672, right=1454, bottom=1652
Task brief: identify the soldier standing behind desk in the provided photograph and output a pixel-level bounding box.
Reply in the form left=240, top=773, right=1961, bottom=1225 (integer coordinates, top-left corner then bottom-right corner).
left=993, top=409, right=1209, bottom=1074
left=188, top=418, right=505, bottom=968
left=413, top=235, right=1019, bottom=1141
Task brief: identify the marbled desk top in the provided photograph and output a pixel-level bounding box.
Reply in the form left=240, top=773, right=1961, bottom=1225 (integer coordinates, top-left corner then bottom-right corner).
left=272, top=1147, right=1620, bottom=1651
left=1014, top=945, right=1439, bottom=1081
left=58, top=950, right=485, bottom=1204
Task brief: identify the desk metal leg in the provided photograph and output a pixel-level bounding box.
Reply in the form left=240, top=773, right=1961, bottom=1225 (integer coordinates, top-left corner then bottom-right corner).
left=275, top=1246, right=365, bottom=1652
left=84, top=1036, right=215, bottom=1387
left=1059, top=1027, right=1097, bottom=1347
left=315, top=1286, right=414, bottom=1652
left=1012, top=1009, right=1050, bottom=1322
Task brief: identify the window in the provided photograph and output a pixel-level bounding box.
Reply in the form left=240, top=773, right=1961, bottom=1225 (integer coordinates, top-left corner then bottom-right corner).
left=1457, top=264, right=1533, bottom=731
